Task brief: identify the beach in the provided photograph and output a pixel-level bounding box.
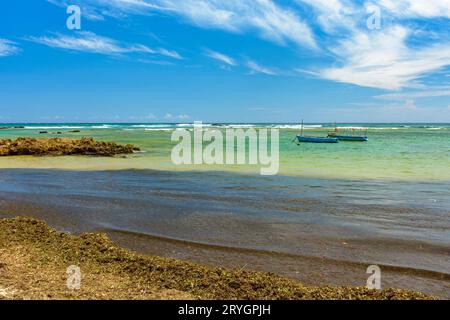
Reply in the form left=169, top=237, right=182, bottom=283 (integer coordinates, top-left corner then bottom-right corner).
left=0, top=123, right=449, bottom=299
left=4, top=0, right=450, bottom=305
left=0, top=217, right=435, bottom=300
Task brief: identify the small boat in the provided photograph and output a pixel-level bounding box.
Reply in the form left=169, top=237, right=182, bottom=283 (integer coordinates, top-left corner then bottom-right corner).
left=327, top=125, right=368, bottom=141
left=295, top=120, right=339, bottom=143
left=297, top=135, right=339, bottom=143
left=327, top=134, right=368, bottom=141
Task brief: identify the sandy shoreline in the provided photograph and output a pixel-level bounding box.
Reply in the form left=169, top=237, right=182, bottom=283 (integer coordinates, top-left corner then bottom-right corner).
left=0, top=216, right=436, bottom=300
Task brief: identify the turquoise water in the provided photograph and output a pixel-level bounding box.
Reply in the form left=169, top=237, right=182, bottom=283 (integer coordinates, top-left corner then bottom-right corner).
left=0, top=123, right=449, bottom=181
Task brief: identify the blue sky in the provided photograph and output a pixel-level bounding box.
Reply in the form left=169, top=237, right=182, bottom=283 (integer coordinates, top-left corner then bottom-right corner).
left=0, top=0, right=449, bottom=123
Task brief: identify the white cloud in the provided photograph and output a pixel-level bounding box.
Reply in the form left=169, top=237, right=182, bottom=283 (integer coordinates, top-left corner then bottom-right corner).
left=99, top=0, right=173, bottom=12
left=47, top=0, right=172, bottom=20
left=297, top=0, right=357, bottom=33
left=0, top=39, right=20, bottom=57
left=204, top=49, right=236, bottom=66
left=44, top=0, right=450, bottom=91
left=378, top=0, right=450, bottom=19
left=27, top=31, right=181, bottom=59
left=164, top=113, right=190, bottom=120
left=137, top=59, right=174, bottom=65
left=293, top=1, right=450, bottom=90
left=319, top=26, right=450, bottom=90
left=28, top=32, right=152, bottom=55
left=298, top=0, right=450, bottom=29
left=157, top=48, right=183, bottom=59
left=81, top=0, right=316, bottom=49
left=47, top=0, right=107, bottom=21
left=375, top=87, right=450, bottom=100
left=246, top=60, right=277, bottom=75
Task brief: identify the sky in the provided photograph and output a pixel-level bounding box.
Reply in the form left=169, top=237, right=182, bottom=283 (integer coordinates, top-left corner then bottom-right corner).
left=0, top=0, right=450, bottom=123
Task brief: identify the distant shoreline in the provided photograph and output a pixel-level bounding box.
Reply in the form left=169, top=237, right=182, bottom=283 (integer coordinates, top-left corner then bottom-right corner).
left=0, top=217, right=436, bottom=300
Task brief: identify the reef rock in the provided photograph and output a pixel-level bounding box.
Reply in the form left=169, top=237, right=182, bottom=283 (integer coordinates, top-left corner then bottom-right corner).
left=0, top=137, right=140, bottom=157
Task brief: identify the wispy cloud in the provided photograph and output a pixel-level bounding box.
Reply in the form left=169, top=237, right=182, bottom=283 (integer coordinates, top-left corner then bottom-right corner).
left=319, top=26, right=450, bottom=90
left=46, top=0, right=172, bottom=20
left=98, top=0, right=173, bottom=13
left=26, top=31, right=181, bottom=59
left=47, top=0, right=107, bottom=21
left=377, top=0, right=450, bottom=19
left=293, top=0, right=450, bottom=90
left=137, top=59, right=174, bottom=66
left=246, top=60, right=277, bottom=75
left=297, top=0, right=357, bottom=33
left=157, top=48, right=182, bottom=59
left=170, top=0, right=316, bottom=48
left=204, top=49, right=236, bottom=66
left=164, top=113, right=190, bottom=120
left=337, top=99, right=450, bottom=122
left=27, top=32, right=152, bottom=55
left=65, top=0, right=316, bottom=49
left=45, top=0, right=450, bottom=91
left=375, top=87, right=450, bottom=100
left=0, top=39, right=20, bottom=57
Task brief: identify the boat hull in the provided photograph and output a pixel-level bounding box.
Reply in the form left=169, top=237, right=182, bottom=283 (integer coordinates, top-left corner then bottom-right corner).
left=297, top=136, right=339, bottom=143
left=328, top=135, right=368, bottom=141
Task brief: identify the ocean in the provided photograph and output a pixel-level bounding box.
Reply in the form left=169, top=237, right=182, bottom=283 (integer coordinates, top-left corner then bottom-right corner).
left=0, top=122, right=449, bottom=180
left=0, top=123, right=449, bottom=297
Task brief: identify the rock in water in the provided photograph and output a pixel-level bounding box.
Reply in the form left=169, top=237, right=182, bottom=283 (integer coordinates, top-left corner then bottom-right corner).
left=0, top=137, right=140, bottom=157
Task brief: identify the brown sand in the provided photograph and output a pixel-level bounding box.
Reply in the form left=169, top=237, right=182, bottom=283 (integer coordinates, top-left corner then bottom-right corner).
left=0, top=137, right=139, bottom=157
left=0, top=217, right=436, bottom=300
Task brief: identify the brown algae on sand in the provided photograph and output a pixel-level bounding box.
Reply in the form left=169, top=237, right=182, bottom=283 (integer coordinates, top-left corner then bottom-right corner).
left=0, top=137, right=140, bottom=157
left=0, top=217, right=437, bottom=300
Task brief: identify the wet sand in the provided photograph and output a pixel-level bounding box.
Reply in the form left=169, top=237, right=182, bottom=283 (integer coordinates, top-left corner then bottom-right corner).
left=0, top=169, right=448, bottom=298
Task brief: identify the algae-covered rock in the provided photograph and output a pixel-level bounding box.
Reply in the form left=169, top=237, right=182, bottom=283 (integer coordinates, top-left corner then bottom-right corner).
left=0, top=137, right=140, bottom=157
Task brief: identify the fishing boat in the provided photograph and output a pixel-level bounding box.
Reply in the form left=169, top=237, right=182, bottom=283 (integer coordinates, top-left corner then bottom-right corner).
left=327, top=126, right=368, bottom=141
left=297, top=135, right=339, bottom=143
left=296, top=120, right=339, bottom=143
left=327, top=134, right=368, bottom=141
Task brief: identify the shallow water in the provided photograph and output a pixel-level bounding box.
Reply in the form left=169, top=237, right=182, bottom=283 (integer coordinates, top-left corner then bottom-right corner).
left=0, top=123, right=449, bottom=180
